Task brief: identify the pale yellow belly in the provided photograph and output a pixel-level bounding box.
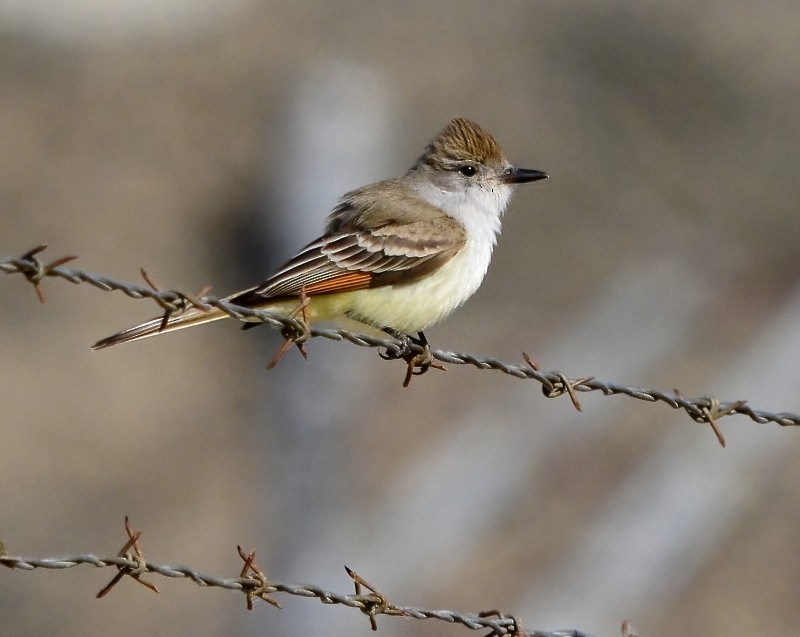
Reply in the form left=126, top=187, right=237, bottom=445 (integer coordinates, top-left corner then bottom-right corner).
left=302, top=244, right=490, bottom=333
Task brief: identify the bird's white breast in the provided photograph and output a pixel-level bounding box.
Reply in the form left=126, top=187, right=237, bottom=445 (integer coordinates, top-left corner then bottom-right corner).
left=343, top=182, right=509, bottom=332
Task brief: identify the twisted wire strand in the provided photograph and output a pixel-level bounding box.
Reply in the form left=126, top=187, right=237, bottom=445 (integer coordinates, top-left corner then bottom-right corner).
left=0, top=551, right=595, bottom=637
left=3, top=246, right=799, bottom=429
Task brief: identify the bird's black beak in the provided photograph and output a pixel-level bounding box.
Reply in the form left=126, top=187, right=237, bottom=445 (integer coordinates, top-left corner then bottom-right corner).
left=501, top=167, right=548, bottom=184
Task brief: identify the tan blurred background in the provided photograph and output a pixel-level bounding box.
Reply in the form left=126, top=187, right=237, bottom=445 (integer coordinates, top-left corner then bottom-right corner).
left=2, top=2, right=800, bottom=636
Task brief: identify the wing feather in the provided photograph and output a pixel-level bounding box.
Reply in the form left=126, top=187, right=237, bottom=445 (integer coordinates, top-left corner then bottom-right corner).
left=231, top=182, right=468, bottom=306
left=241, top=227, right=463, bottom=300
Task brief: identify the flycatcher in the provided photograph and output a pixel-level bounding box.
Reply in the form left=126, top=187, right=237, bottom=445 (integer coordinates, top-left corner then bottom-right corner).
left=93, top=118, right=547, bottom=353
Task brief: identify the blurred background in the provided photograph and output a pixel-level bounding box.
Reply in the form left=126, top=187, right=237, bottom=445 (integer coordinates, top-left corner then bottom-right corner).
left=2, top=2, right=800, bottom=636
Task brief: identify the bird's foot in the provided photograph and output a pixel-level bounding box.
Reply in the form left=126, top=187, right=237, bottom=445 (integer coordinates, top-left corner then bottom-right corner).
left=379, top=330, right=446, bottom=387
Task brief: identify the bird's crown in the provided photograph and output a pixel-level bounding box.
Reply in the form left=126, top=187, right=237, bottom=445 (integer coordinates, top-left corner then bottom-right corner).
left=421, top=118, right=507, bottom=170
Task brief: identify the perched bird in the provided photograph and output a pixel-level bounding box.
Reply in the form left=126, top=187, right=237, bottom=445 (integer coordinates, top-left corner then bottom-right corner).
left=93, top=118, right=547, bottom=357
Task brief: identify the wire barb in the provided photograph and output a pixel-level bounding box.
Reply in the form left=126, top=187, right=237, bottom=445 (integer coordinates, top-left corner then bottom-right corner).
left=96, top=516, right=159, bottom=598
left=346, top=566, right=393, bottom=631
left=237, top=546, right=281, bottom=610
left=702, top=398, right=747, bottom=448
left=673, top=389, right=733, bottom=447
left=267, top=287, right=312, bottom=369
left=523, top=353, right=591, bottom=412
left=3, top=246, right=800, bottom=431
left=8, top=244, right=78, bottom=303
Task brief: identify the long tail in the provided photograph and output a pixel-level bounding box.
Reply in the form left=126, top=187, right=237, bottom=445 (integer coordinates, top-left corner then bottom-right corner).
left=92, top=306, right=231, bottom=350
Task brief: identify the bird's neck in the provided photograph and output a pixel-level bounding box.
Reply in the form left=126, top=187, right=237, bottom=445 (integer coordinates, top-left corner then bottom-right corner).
left=410, top=176, right=508, bottom=246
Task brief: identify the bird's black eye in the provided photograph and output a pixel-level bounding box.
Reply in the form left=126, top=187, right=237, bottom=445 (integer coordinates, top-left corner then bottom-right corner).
left=459, top=164, right=477, bottom=177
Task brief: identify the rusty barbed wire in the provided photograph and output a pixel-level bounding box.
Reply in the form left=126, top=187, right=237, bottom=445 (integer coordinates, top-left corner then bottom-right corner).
left=3, top=246, right=800, bottom=433
left=0, top=519, right=597, bottom=637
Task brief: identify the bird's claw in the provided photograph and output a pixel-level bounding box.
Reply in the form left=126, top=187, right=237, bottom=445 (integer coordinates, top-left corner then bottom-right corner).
left=380, top=330, right=446, bottom=387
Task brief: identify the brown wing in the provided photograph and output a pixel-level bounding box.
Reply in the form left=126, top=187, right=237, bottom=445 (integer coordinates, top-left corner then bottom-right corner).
left=235, top=217, right=466, bottom=304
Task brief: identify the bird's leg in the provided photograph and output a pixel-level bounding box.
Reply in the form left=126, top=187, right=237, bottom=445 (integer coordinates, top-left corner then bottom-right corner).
left=379, top=329, right=445, bottom=387
left=267, top=288, right=311, bottom=369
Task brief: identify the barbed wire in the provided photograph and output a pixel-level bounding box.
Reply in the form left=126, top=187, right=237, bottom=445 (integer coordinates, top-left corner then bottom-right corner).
left=3, top=245, right=800, bottom=440
left=0, top=517, right=599, bottom=637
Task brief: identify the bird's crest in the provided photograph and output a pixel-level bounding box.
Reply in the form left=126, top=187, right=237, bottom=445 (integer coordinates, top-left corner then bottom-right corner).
left=422, top=118, right=507, bottom=169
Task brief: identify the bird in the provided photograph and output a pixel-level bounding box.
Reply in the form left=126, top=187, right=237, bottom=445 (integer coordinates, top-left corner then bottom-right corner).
left=93, top=118, right=547, bottom=361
